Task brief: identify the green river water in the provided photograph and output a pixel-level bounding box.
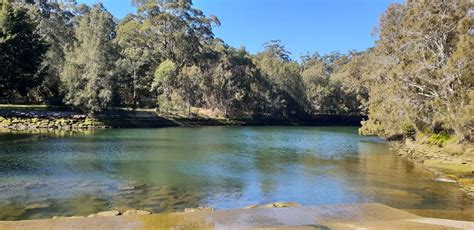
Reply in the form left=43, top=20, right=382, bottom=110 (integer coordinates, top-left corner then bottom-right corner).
left=0, top=127, right=472, bottom=220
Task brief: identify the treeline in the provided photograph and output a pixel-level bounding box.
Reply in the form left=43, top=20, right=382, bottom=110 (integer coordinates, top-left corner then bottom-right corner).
left=0, top=0, right=472, bottom=141
left=0, top=0, right=368, bottom=117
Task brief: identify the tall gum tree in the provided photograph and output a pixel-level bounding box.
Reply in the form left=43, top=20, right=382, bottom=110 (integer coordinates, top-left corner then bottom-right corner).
left=361, top=0, right=473, bottom=140
left=61, top=3, right=118, bottom=113
left=0, top=0, right=47, bottom=100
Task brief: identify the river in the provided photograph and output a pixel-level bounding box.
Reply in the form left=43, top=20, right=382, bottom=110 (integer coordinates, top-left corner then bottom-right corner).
left=0, top=127, right=472, bottom=220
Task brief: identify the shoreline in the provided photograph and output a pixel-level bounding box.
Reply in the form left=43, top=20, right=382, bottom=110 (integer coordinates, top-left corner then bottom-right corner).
left=0, top=109, right=365, bottom=131
left=0, top=203, right=473, bottom=229
left=391, top=140, right=474, bottom=199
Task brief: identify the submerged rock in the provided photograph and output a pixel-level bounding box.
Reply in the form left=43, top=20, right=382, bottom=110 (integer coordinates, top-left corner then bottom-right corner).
left=95, top=210, right=121, bottom=217
left=52, top=216, right=84, bottom=219
left=434, top=178, right=457, bottom=183
left=184, top=207, right=214, bottom=213
left=25, top=203, right=50, bottom=210
left=245, top=202, right=302, bottom=209
left=122, top=210, right=152, bottom=216
left=118, top=183, right=147, bottom=191
left=270, top=202, right=302, bottom=208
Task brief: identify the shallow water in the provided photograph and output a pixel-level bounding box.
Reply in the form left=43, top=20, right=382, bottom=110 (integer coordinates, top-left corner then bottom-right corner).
left=0, top=127, right=472, bottom=220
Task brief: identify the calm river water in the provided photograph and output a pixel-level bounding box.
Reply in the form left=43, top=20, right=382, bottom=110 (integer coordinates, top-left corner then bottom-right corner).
left=0, top=127, right=472, bottom=220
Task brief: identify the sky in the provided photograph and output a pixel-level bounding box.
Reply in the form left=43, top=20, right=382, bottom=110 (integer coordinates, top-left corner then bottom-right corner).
left=77, top=0, right=403, bottom=60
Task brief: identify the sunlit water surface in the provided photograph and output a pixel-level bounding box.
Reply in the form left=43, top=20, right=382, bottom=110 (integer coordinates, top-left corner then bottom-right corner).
left=0, top=127, right=472, bottom=220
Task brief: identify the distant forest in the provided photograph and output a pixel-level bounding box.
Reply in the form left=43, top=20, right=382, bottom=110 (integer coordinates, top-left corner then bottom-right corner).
left=0, top=0, right=472, bottom=141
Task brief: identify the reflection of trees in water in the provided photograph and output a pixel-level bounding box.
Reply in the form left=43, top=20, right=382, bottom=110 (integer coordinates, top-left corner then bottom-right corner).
left=253, top=148, right=302, bottom=196
left=2, top=127, right=472, bottom=220
left=0, top=129, right=99, bottom=176
left=343, top=141, right=471, bottom=209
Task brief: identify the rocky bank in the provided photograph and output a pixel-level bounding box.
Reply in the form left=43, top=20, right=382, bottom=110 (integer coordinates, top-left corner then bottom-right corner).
left=0, top=111, right=106, bottom=131
left=394, top=140, right=474, bottom=199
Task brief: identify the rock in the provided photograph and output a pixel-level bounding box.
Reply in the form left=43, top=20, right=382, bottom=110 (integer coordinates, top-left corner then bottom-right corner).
left=265, top=202, right=302, bottom=208
left=118, top=185, right=136, bottom=191
left=87, top=214, right=97, bottom=218
left=25, top=203, right=50, bottom=210
left=95, top=210, right=121, bottom=216
left=184, top=207, right=214, bottom=213
left=434, top=178, right=457, bottom=183
left=73, top=115, right=87, bottom=119
left=246, top=202, right=302, bottom=209
left=122, top=210, right=152, bottom=216
left=53, top=216, right=84, bottom=219
left=118, top=183, right=146, bottom=191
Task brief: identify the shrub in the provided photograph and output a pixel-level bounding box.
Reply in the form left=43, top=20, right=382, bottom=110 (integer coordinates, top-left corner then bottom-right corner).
left=427, top=133, right=453, bottom=146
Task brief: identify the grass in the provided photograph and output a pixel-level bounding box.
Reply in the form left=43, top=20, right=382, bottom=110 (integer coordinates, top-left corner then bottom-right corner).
left=427, top=133, right=453, bottom=146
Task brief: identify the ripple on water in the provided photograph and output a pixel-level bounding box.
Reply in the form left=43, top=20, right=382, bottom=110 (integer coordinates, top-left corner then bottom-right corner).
left=0, top=127, right=472, bottom=220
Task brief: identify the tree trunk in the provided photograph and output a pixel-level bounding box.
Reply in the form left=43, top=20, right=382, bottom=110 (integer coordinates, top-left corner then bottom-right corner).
left=132, top=69, right=137, bottom=109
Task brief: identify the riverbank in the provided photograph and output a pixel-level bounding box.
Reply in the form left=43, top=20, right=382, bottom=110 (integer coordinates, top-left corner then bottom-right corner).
left=0, top=106, right=365, bottom=131
left=0, top=203, right=473, bottom=230
left=394, top=140, right=474, bottom=199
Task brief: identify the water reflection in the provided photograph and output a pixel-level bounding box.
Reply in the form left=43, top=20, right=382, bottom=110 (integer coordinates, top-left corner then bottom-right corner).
left=0, top=127, right=472, bottom=220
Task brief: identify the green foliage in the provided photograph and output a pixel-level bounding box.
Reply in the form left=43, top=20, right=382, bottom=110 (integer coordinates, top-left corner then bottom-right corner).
left=254, top=41, right=307, bottom=117
left=0, top=0, right=471, bottom=140
left=115, top=14, right=155, bottom=107
left=0, top=1, right=47, bottom=98
left=152, top=60, right=178, bottom=112
left=154, top=60, right=177, bottom=83
left=60, top=3, right=118, bottom=113
left=402, top=125, right=416, bottom=140
left=427, top=133, right=453, bottom=146
left=28, top=0, right=77, bottom=104
left=361, top=0, right=473, bottom=141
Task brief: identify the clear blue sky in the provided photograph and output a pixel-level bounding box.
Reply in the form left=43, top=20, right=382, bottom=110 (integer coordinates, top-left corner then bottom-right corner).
left=77, top=0, right=403, bottom=60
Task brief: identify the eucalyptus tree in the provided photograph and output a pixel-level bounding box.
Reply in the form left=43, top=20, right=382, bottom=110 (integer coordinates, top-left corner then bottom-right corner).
left=361, top=0, right=473, bottom=140
left=119, top=0, right=220, bottom=111
left=27, top=0, right=77, bottom=104
left=254, top=40, right=307, bottom=117
left=300, top=53, right=330, bottom=113
left=116, top=13, right=156, bottom=107
left=0, top=0, right=47, bottom=100
left=61, top=3, right=118, bottom=113
left=200, top=42, right=258, bottom=116
left=331, top=51, right=370, bottom=114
